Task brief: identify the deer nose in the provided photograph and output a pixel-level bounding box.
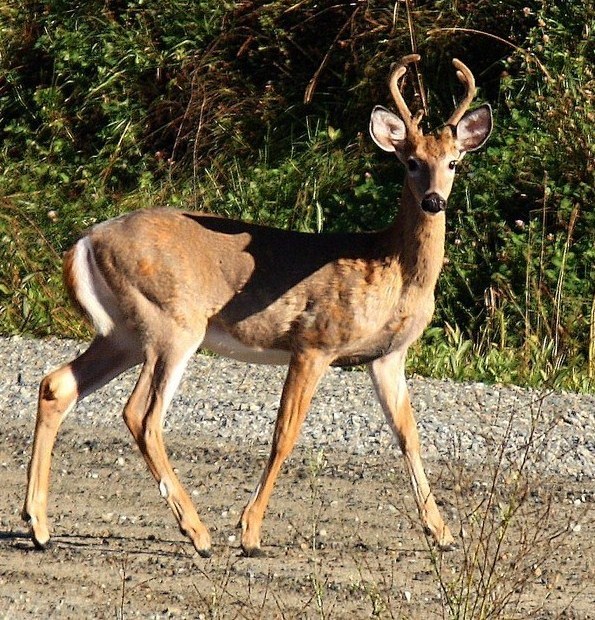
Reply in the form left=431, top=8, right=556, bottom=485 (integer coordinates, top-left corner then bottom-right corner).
left=421, top=193, right=446, bottom=214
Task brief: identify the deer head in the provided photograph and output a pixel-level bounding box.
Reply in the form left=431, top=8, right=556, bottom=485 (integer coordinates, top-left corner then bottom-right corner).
left=369, top=54, right=492, bottom=214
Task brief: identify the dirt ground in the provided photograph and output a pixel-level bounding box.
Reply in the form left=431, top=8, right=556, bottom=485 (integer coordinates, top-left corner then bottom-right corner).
left=1, top=415, right=593, bottom=619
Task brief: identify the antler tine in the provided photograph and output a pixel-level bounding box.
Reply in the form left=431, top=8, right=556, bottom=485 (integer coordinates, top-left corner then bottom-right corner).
left=388, top=53, right=423, bottom=132
left=446, top=58, right=477, bottom=127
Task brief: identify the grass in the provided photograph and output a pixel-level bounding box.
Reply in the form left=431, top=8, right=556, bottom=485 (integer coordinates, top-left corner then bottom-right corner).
left=408, top=324, right=594, bottom=394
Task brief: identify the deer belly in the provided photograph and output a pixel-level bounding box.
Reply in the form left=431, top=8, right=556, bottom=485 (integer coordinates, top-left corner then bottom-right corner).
left=202, top=326, right=291, bottom=365
left=334, top=312, right=432, bottom=366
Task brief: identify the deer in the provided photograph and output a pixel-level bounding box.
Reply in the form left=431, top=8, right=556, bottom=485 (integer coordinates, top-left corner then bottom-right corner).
left=22, top=54, right=492, bottom=557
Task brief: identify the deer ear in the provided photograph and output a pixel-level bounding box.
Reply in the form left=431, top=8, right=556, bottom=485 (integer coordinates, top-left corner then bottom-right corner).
left=455, top=104, right=492, bottom=152
left=370, top=105, right=407, bottom=152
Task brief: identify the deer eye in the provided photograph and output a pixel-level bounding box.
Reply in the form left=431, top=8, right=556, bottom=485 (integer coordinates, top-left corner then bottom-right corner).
left=449, top=160, right=457, bottom=170
left=407, top=159, right=420, bottom=172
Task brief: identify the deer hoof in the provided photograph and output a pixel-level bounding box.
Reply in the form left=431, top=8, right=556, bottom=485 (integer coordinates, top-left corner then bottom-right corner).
left=438, top=539, right=458, bottom=552
left=31, top=533, right=51, bottom=551
left=196, top=546, right=212, bottom=559
left=241, top=545, right=266, bottom=558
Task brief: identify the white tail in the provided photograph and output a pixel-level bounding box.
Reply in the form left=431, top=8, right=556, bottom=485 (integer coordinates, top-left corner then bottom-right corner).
left=23, top=56, right=492, bottom=557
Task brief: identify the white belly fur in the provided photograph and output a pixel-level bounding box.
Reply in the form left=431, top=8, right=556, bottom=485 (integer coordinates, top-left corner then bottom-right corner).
left=202, top=326, right=291, bottom=365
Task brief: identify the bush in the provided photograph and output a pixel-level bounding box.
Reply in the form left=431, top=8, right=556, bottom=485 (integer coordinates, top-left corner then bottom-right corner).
left=0, top=0, right=593, bottom=389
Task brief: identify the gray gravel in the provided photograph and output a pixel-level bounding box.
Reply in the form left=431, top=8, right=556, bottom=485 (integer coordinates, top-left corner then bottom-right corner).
left=2, top=335, right=594, bottom=480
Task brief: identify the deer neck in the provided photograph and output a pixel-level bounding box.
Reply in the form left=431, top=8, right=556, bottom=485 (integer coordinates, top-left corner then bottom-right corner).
left=387, top=182, right=446, bottom=291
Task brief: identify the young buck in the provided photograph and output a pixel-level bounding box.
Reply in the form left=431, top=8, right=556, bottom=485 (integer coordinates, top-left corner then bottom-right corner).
left=23, top=55, right=492, bottom=557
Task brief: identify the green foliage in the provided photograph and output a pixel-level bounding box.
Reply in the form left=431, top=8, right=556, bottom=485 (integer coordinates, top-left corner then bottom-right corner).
left=195, top=122, right=398, bottom=233
left=0, top=0, right=593, bottom=390
left=435, top=0, right=594, bottom=389
left=0, top=200, right=83, bottom=336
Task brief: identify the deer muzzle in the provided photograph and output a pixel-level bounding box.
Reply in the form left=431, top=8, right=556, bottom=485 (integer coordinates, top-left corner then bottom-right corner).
left=421, top=192, right=446, bottom=214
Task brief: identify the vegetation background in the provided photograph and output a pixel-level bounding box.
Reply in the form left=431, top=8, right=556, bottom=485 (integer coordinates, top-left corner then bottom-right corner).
left=0, top=0, right=593, bottom=391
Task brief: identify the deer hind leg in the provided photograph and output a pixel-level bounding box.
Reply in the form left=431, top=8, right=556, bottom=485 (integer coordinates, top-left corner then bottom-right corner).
left=369, top=351, right=455, bottom=551
left=122, top=334, right=212, bottom=557
left=23, top=333, right=142, bottom=548
left=239, top=350, right=331, bottom=556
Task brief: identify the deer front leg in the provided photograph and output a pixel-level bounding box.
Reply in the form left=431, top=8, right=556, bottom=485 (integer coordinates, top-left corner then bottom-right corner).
left=239, top=350, right=331, bottom=556
left=369, top=351, right=455, bottom=550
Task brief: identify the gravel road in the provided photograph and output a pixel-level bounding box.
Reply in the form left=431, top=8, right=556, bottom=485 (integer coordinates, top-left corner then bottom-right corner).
left=2, top=335, right=594, bottom=619
left=2, top=335, right=594, bottom=480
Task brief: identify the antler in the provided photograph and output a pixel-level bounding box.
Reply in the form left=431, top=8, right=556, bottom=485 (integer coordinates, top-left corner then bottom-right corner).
left=446, top=58, right=477, bottom=126
left=389, top=54, right=424, bottom=133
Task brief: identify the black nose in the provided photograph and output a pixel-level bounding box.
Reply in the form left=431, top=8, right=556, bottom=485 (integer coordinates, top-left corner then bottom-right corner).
left=421, top=193, right=446, bottom=213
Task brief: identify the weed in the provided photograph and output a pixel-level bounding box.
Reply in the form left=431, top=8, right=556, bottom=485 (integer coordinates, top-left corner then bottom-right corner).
left=428, top=393, right=581, bottom=619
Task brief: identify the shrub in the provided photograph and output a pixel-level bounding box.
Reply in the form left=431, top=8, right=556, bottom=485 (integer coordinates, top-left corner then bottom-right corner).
left=0, top=0, right=592, bottom=389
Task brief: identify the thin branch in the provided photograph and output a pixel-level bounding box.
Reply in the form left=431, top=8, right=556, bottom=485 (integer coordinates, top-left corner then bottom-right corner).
left=404, top=0, right=428, bottom=115
left=427, top=27, right=553, bottom=82
left=303, top=8, right=359, bottom=104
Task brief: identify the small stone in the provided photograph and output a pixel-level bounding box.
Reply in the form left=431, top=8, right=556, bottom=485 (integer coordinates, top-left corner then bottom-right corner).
left=532, top=564, right=543, bottom=577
